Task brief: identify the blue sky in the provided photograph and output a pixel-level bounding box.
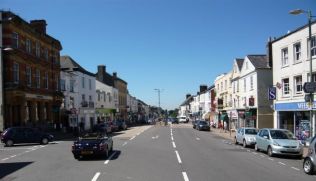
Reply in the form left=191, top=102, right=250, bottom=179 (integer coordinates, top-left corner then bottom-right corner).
left=2, top=0, right=316, bottom=110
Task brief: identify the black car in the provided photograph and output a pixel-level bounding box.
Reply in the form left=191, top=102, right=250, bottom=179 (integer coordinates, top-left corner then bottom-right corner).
left=92, top=123, right=112, bottom=134
left=168, top=118, right=179, bottom=124
left=72, top=132, right=113, bottom=159
left=192, top=120, right=199, bottom=129
left=195, top=120, right=210, bottom=131
left=0, top=127, right=54, bottom=146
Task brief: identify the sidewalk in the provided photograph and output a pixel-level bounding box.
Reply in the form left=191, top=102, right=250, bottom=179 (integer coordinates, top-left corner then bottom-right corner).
left=210, top=128, right=308, bottom=158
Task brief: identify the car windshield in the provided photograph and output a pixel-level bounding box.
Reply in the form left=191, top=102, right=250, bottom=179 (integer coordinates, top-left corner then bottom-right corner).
left=270, top=130, right=294, bottom=140
left=245, top=129, right=257, bottom=135
left=80, top=132, right=107, bottom=140
left=199, top=121, right=208, bottom=125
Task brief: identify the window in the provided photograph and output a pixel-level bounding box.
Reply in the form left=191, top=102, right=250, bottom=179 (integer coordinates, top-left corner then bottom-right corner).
left=294, top=76, right=302, bottom=94
left=60, top=79, right=66, bottom=91
left=281, top=48, right=289, bottom=66
left=26, top=67, right=31, bottom=87
left=233, top=82, right=235, bottom=93
left=246, top=62, right=248, bottom=70
left=44, top=48, right=48, bottom=60
left=243, top=78, right=246, bottom=92
left=82, top=77, right=85, bottom=88
left=82, top=94, right=85, bottom=101
left=36, top=42, right=41, bottom=57
left=44, top=72, right=48, bottom=89
left=108, top=93, right=111, bottom=102
left=12, top=32, right=19, bottom=48
left=89, top=79, right=92, bottom=90
left=13, top=63, right=19, bottom=84
left=55, top=75, right=59, bottom=91
left=282, top=78, right=290, bottom=95
left=26, top=39, right=31, bottom=53
left=89, top=95, right=92, bottom=101
left=293, top=42, right=301, bottom=63
left=35, top=69, right=40, bottom=88
left=250, top=76, right=253, bottom=90
left=97, top=92, right=100, bottom=101
left=311, top=36, right=316, bottom=57
left=104, top=92, right=106, bottom=102
left=225, top=80, right=227, bottom=90
left=237, top=80, right=239, bottom=92
left=221, top=82, right=223, bottom=91
left=70, top=80, right=75, bottom=92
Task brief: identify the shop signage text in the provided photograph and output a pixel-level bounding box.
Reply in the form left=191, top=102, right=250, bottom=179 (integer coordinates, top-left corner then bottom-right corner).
left=275, top=101, right=316, bottom=111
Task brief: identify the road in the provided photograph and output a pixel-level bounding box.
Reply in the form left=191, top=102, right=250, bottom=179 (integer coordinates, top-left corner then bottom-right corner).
left=0, top=123, right=315, bottom=181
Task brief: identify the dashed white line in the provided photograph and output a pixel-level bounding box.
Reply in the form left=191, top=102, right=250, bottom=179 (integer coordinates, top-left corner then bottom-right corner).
left=291, top=167, right=300, bottom=171
left=171, top=136, right=174, bottom=141
left=278, top=162, right=286, bottom=166
left=122, top=142, right=127, bottom=146
left=10, top=155, right=16, bottom=158
left=268, top=158, right=274, bottom=161
left=129, top=136, right=136, bottom=140
left=252, top=152, right=258, bottom=155
left=91, top=172, right=101, bottom=181
left=260, top=155, right=265, bottom=158
left=104, top=151, right=117, bottom=165
left=196, top=138, right=200, bottom=140
left=1, top=158, right=9, bottom=161
left=175, top=150, right=182, bottom=164
left=172, top=141, right=176, bottom=148
left=182, top=172, right=189, bottom=181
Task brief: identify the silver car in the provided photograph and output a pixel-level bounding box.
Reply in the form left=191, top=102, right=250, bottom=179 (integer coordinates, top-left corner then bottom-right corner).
left=303, top=136, right=316, bottom=175
left=255, top=128, right=303, bottom=158
left=234, top=127, right=257, bottom=148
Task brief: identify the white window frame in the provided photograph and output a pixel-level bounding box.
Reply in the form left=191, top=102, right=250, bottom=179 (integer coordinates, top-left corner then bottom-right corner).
left=282, top=78, right=290, bottom=96
left=70, top=80, right=75, bottom=92
left=44, top=72, right=49, bottom=89
left=13, top=62, right=19, bottom=84
left=35, top=69, right=40, bottom=88
left=36, top=42, right=41, bottom=57
left=293, top=42, right=301, bottom=63
left=26, top=39, right=31, bottom=53
left=281, top=48, right=289, bottom=67
left=294, top=75, right=302, bottom=94
left=311, top=36, right=316, bottom=57
left=60, top=79, right=66, bottom=91
left=44, top=48, right=49, bottom=61
left=26, top=66, right=32, bottom=87
left=12, top=32, right=19, bottom=48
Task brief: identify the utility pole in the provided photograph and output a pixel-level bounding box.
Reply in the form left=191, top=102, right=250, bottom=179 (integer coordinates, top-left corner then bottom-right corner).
left=154, top=89, right=163, bottom=116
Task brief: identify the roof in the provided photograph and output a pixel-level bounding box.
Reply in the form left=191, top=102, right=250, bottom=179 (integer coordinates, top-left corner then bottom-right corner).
left=60, top=56, right=95, bottom=77
left=180, top=96, right=193, bottom=106
left=247, top=55, right=270, bottom=69
left=236, top=58, right=244, bottom=71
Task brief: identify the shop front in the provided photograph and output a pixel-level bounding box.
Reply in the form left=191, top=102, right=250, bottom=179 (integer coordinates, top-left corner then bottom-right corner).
left=275, top=101, right=314, bottom=141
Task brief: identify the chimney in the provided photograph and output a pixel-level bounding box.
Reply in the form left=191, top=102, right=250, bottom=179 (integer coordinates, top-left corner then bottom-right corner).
left=30, top=20, right=47, bottom=34
left=113, top=72, right=117, bottom=78
left=200, top=85, right=208, bottom=93
left=186, top=94, right=191, bottom=99
left=266, top=37, right=273, bottom=68
left=97, top=65, right=106, bottom=82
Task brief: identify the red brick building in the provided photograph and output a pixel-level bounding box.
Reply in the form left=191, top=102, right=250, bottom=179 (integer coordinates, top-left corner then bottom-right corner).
left=1, top=11, right=63, bottom=129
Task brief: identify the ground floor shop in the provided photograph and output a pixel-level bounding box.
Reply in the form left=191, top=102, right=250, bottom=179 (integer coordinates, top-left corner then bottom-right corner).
left=274, top=101, right=316, bottom=141
left=78, top=108, right=96, bottom=131
left=224, top=109, right=257, bottom=130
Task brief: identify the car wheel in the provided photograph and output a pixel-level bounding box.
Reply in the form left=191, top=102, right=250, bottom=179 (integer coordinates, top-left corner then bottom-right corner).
left=74, top=155, right=80, bottom=160
left=234, top=137, right=238, bottom=145
left=5, top=139, right=14, bottom=147
left=41, top=138, right=49, bottom=145
left=267, top=146, right=274, bottom=157
left=303, top=158, right=314, bottom=175
left=255, top=144, right=259, bottom=152
left=243, top=140, right=247, bottom=148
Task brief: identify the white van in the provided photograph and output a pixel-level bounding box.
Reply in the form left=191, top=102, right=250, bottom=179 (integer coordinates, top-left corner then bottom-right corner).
left=178, top=116, right=188, bottom=123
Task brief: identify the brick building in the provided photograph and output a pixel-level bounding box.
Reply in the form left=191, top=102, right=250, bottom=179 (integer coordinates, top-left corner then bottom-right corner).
left=1, top=11, right=63, bottom=129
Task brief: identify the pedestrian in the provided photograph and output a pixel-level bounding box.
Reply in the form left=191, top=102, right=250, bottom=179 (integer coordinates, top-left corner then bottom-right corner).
left=224, top=121, right=227, bottom=133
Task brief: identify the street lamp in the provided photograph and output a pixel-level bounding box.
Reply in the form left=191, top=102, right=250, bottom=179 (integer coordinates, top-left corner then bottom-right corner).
left=290, top=9, right=315, bottom=137
left=154, top=88, right=163, bottom=115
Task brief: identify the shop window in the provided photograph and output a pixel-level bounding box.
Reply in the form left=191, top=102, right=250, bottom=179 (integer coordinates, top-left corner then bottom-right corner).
left=282, top=78, right=290, bottom=95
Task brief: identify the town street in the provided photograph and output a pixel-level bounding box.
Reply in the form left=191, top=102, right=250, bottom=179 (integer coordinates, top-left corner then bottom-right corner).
left=0, top=124, right=314, bottom=181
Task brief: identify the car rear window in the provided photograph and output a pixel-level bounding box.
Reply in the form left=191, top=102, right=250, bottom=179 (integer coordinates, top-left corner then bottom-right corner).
left=245, top=129, right=257, bottom=135
left=270, top=130, right=294, bottom=139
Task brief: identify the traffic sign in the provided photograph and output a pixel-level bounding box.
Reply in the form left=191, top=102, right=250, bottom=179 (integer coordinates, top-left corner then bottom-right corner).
left=268, top=87, right=276, bottom=100
left=303, top=82, right=316, bottom=93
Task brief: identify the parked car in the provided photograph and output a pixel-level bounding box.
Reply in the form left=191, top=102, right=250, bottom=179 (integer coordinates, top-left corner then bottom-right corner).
left=195, top=120, right=210, bottom=131
left=179, top=116, right=188, bottom=123
left=109, top=121, right=119, bottom=132
left=192, top=120, right=199, bottom=129
left=234, top=127, right=257, bottom=148
left=255, top=128, right=303, bottom=158
left=115, top=120, right=127, bottom=130
left=0, top=127, right=54, bottom=147
left=72, top=132, right=113, bottom=160
left=303, top=135, right=316, bottom=175
left=93, top=123, right=112, bottom=134
left=168, top=117, right=179, bottom=124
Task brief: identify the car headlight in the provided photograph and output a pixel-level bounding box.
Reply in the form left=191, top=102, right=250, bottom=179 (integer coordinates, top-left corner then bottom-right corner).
left=272, top=141, right=280, bottom=146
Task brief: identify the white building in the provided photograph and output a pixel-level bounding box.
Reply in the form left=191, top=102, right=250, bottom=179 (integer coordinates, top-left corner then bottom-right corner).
left=95, top=80, right=118, bottom=122
left=60, top=56, right=96, bottom=131
left=272, top=21, right=316, bottom=139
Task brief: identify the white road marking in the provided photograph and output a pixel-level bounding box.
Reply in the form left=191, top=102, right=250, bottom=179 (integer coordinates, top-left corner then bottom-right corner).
left=130, top=136, right=136, bottom=140
left=252, top=152, right=258, bottom=155
left=182, top=172, right=189, bottom=181
left=175, top=150, right=182, bottom=164
left=91, top=172, right=101, bottom=181
left=122, top=142, right=127, bottom=146
left=268, top=158, right=274, bottom=161
left=196, top=138, right=200, bottom=140
left=278, top=162, right=286, bottom=166
left=247, top=150, right=250, bottom=152
left=291, top=167, right=300, bottom=171
left=171, top=136, right=174, bottom=141
left=260, top=155, right=265, bottom=158
left=172, top=141, right=176, bottom=148
left=10, top=155, right=16, bottom=158
left=24, top=150, right=31, bottom=153
left=171, top=133, right=173, bottom=136
left=104, top=151, right=117, bottom=165
left=1, top=158, right=9, bottom=161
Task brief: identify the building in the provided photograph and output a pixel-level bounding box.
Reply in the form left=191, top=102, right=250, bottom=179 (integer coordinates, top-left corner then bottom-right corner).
left=95, top=80, right=118, bottom=123
left=127, top=93, right=138, bottom=123
left=178, top=94, right=192, bottom=118
left=2, top=11, right=63, bottom=130
left=272, top=21, right=316, bottom=140
left=60, top=56, right=96, bottom=131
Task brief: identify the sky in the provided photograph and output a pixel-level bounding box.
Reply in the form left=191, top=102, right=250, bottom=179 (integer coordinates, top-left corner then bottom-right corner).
left=2, top=0, right=316, bottom=110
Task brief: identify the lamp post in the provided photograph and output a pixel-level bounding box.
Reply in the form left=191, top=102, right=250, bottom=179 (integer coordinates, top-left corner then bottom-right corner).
left=154, top=88, right=163, bottom=116
left=290, top=9, right=315, bottom=137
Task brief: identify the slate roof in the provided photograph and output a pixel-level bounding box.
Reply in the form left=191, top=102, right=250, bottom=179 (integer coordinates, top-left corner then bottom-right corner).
left=247, top=55, right=270, bottom=69
left=60, top=55, right=95, bottom=77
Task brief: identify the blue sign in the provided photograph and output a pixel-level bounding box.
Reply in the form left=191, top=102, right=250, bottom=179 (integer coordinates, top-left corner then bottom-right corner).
left=275, top=102, right=316, bottom=111
left=268, top=87, right=276, bottom=100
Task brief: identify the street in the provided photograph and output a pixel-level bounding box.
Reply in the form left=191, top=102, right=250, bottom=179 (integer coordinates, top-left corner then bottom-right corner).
left=0, top=124, right=315, bottom=181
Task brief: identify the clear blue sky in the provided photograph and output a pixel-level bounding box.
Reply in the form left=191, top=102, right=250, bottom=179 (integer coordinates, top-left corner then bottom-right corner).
left=2, top=0, right=316, bottom=110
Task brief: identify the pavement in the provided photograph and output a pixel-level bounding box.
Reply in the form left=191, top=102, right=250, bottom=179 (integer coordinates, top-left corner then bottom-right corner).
left=210, top=128, right=309, bottom=158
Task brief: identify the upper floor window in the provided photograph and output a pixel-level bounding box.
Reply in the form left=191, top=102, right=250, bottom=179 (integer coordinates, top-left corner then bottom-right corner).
left=294, top=75, right=302, bottom=94
left=220, top=82, right=223, bottom=91
left=293, top=42, right=301, bottom=63
left=12, top=32, right=19, bottom=48
left=89, top=79, right=92, bottom=90
left=243, top=78, right=246, bottom=92
left=103, top=92, right=106, bottom=102
left=60, top=79, right=66, bottom=91
left=36, top=42, right=41, bottom=57
left=225, top=80, right=227, bottom=90
left=89, top=95, right=92, bottom=101
left=35, top=69, right=40, bottom=88
left=44, top=72, right=49, bottom=89
left=13, top=63, right=19, bottom=84
left=55, top=75, right=59, bottom=91
left=26, top=66, right=32, bottom=87
left=250, top=76, right=254, bottom=90
left=281, top=48, right=289, bottom=66
left=97, top=92, right=100, bottom=101
left=237, top=80, right=239, bottom=92
left=246, top=62, right=248, bottom=70
left=82, top=94, right=85, bottom=101
left=108, top=93, right=112, bottom=102
left=82, top=77, right=85, bottom=88
left=44, top=48, right=49, bottom=61
left=70, top=80, right=75, bottom=92
left=233, top=82, right=235, bottom=93
left=26, top=39, right=32, bottom=53
left=311, top=36, right=316, bottom=57
left=282, top=78, right=290, bottom=95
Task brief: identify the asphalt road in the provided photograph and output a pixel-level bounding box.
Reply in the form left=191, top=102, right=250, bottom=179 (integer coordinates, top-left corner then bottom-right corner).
left=0, top=124, right=315, bottom=181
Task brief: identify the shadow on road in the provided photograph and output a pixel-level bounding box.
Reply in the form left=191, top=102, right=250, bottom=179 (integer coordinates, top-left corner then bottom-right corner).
left=0, top=162, right=33, bottom=179
left=77, top=150, right=122, bottom=161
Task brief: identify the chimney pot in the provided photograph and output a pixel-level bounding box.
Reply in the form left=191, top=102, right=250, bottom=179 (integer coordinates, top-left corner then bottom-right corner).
left=30, top=20, right=47, bottom=34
